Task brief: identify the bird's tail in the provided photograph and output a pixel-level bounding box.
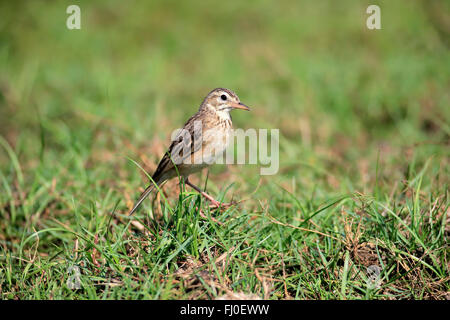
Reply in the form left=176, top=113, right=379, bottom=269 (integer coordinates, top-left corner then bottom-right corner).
left=128, top=184, right=156, bottom=215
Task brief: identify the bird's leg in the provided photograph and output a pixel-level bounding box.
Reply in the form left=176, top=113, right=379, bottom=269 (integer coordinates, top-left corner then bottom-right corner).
left=185, top=178, right=231, bottom=209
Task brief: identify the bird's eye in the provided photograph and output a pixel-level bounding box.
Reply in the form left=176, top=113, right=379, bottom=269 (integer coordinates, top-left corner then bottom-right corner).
left=220, top=94, right=227, bottom=101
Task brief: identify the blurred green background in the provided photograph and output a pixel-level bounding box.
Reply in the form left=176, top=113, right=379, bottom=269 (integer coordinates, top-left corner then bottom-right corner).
left=1, top=0, right=448, bottom=187
left=0, top=0, right=448, bottom=299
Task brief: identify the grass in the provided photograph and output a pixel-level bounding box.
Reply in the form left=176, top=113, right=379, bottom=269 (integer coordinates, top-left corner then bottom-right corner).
left=0, top=0, right=449, bottom=299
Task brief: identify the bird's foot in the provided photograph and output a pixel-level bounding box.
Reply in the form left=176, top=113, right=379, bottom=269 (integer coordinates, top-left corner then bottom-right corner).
left=208, top=199, right=237, bottom=210
left=199, top=209, right=223, bottom=225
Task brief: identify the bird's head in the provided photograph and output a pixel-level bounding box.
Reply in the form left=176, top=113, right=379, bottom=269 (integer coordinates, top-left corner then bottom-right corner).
left=200, top=88, right=250, bottom=113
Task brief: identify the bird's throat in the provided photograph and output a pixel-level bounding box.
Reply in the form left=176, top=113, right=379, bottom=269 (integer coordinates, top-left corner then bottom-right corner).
left=216, top=109, right=232, bottom=124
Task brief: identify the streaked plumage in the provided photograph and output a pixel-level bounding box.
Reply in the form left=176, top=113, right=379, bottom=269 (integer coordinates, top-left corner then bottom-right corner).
left=129, top=88, right=250, bottom=215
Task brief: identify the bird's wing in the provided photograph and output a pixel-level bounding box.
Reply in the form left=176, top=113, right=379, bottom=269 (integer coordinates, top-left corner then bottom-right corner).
left=129, top=111, right=206, bottom=215
left=151, top=111, right=205, bottom=181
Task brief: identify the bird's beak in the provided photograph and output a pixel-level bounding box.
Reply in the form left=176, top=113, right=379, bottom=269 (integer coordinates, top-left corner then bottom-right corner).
left=230, top=102, right=250, bottom=111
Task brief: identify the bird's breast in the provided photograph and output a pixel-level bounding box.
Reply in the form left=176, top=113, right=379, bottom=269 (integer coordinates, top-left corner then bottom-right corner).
left=198, top=117, right=232, bottom=164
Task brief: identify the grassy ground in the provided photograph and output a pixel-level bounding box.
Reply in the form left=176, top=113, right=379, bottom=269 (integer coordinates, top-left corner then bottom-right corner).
left=0, top=0, right=449, bottom=299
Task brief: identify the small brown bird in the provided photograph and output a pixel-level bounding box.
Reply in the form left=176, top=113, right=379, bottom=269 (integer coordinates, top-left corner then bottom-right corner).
left=129, top=88, right=250, bottom=215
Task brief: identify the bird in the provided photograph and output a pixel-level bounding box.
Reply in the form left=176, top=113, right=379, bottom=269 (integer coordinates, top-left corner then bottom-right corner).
left=128, top=88, right=250, bottom=215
